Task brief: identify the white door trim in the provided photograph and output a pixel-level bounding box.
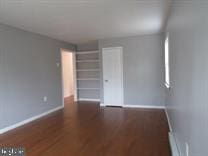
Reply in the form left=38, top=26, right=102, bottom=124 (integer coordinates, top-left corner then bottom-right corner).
left=72, top=52, right=77, bottom=101
left=102, top=47, right=124, bottom=107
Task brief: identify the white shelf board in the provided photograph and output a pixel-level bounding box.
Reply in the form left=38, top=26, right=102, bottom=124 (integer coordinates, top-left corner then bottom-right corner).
left=78, top=98, right=100, bottom=102
left=77, top=88, right=100, bottom=90
left=76, top=60, right=99, bottom=63
left=76, top=69, right=100, bottom=72
left=77, top=78, right=100, bottom=81
left=76, top=51, right=99, bottom=54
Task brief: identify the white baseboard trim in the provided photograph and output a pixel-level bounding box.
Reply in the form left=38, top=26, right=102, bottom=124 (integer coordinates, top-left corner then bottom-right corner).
left=169, top=132, right=180, bottom=156
left=0, top=106, right=64, bottom=134
left=100, top=103, right=123, bottom=107
left=165, top=107, right=173, bottom=132
left=78, top=98, right=100, bottom=102
left=124, top=104, right=165, bottom=109
left=100, top=104, right=165, bottom=109
left=100, top=103, right=106, bottom=107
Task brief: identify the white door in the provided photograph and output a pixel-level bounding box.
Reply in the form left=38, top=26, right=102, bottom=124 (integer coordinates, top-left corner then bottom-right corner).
left=102, top=47, right=124, bottom=106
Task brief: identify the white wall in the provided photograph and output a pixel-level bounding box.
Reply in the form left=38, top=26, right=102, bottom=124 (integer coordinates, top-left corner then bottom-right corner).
left=61, top=51, right=74, bottom=98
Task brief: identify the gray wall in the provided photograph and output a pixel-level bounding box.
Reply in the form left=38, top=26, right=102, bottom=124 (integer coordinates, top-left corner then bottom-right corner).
left=99, top=34, right=165, bottom=106
left=166, top=2, right=208, bottom=156
left=76, top=41, right=98, bottom=52
left=0, top=23, right=75, bottom=130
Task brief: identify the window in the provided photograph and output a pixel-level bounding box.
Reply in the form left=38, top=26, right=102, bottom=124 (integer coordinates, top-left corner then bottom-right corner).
left=165, top=34, right=170, bottom=88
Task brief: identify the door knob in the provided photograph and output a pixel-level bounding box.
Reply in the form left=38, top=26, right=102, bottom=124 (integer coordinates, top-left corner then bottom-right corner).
left=105, top=80, right=108, bottom=82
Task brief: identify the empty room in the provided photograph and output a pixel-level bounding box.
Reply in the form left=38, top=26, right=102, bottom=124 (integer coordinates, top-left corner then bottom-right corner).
left=0, top=0, right=207, bottom=156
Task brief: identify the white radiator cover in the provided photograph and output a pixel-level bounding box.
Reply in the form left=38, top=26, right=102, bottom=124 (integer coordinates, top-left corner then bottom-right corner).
left=169, top=132, right=180, bottom=156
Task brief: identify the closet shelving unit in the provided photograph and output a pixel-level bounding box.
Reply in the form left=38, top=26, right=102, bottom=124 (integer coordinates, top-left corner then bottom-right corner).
left=76, top=51, right=100, bottom=102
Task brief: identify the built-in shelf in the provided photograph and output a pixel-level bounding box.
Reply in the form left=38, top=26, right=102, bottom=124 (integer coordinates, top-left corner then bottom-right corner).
left=77, top=88, right=100, bottom=90
left=76, top=51, right=99, bottom=54
left=76, top=50, right=100, bottom=100
left=76, top=69, right=100, bottom=72
left=76, top=60, right=99, bottom=63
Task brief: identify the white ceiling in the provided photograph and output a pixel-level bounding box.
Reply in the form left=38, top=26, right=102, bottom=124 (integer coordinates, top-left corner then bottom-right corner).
left=0, top=0, right=171, bottom=44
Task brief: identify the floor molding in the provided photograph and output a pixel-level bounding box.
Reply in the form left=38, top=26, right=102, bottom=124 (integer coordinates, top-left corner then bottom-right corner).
left=100, top=104, right=165, bottom=109
left=124, top=104, right=165, bottom=109
left=165, top=107, right=173, bottom=132
left=169, top=132, right=180, bottom=156
left=0, top=106, right=64, bottom=134
left=100, top=103, right=106, bottom=107
left=100, top=103, right=123, bottom=107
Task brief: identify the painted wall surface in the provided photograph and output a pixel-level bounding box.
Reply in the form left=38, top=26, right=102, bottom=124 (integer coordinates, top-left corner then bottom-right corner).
left=99, top=34, right=165, bottom=106
left=0, top=23, right=75, bottom=130
left=61, top=51, right=74, bottom=98
left=166, top=2, right=208, bottom=156
left=76, top=41, right=98, bottom=51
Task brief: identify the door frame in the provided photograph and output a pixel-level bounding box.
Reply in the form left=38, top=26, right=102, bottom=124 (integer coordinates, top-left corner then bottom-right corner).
left=60, top=48, right=77, bottom=107
left=102, top=47, right=124, bottom=107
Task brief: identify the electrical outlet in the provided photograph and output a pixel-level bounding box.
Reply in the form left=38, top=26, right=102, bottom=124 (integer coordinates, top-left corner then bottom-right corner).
left=185, top=142, right=189, bottom=156
left=43, top=96, right=47, bottom=102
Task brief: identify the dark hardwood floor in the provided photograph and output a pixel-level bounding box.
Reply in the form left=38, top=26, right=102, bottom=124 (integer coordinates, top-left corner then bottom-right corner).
left=0, top=96, right=171, bottom=156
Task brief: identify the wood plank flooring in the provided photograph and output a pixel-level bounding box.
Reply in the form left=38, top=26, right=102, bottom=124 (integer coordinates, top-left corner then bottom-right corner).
left=0, top=96, right=171, bottom=156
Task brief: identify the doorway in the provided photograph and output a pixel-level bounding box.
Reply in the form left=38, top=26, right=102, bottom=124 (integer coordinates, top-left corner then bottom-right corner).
left=102, top=47, right=124, bottom=107
left=61, top=49, right=77, bottom=106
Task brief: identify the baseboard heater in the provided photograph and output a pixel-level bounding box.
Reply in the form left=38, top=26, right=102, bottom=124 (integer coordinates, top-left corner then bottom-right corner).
left=169, top=132, right=180, bottom=156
